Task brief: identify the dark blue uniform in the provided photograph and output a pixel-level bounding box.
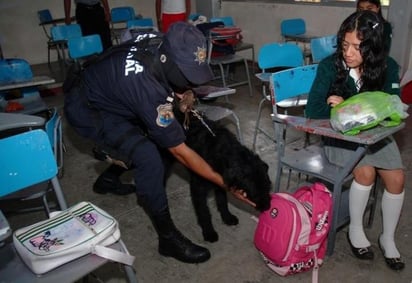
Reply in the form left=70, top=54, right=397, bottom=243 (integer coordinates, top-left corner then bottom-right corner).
left=82, top=34, right=185, bottom=213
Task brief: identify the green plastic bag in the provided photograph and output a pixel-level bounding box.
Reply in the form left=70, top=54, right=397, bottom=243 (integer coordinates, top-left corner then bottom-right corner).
left=330, top=91, right=409, bottom=135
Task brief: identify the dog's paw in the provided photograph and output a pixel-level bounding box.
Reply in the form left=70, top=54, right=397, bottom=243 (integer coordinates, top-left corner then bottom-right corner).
left=203, top=230, right=219, bottom=242
left=222, top=214, right=239, bottom=226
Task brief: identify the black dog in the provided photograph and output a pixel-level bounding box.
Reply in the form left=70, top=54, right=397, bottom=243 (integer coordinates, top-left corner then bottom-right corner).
left=173, top=107, right=272, bottom=242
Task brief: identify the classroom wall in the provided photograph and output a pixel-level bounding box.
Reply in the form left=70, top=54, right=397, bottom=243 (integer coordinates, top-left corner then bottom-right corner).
left=0, top=0, right=410, bottom=73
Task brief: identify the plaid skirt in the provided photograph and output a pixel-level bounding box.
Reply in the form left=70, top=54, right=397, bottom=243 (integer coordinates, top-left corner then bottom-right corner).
left=324, top=135, right=404, bottom=170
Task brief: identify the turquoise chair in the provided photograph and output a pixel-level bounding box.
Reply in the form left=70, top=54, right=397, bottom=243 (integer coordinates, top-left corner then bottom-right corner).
left=0, top=129, right=137, bottom=282
left=111, top=6, right=136, bottom=23
left=111, top=6, right=137, bottom=44
left=310, top=35, right=337, bottom=63
left=252, top=43, right=304, bottom=151
left=210, top=16, right=235, bottom=27
left=127, top=18, right=154, bottom=28
left=50, top=24, right=82, bottom=70
left=280, top=18, right=306, bottom=38
left=68, top=34, right=103, bottom=61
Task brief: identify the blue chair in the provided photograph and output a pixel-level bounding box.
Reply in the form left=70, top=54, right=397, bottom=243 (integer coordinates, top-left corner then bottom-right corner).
left=0, top=58, right=33, bottom=84
left=280, top=18, right=306, bottom=38
left=68, top=34, right=103, bottom=61
left=126, top=18, right=157, bottom=35
left=37, top=9, right=53, bottom=24
left=111, top=6, right=136, bottom=23
left=310, top=35, right=337, bottom=63
left=50, top=24, right=82, bottom=70
left=0, top=129, right=67, bottom=213
left=37, top=9, right=59, bottom=67
left=252, top=43, right=304, bottom=151
left=127, top=18, right=155, bottom=29
left=0, top=129, right=137, bottom=282
left=0, top=58, right=44, bottom=100
left=45, top=107, right=64, bottom=178
left=111, top=6, right=137, bottom=44
left=210, top=16, right=235, bottom=27
left=280, top=18, right=313, bottom=62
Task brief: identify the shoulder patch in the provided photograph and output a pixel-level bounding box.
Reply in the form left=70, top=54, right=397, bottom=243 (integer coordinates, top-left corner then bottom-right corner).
left=156, top=103, right=174, bottom=127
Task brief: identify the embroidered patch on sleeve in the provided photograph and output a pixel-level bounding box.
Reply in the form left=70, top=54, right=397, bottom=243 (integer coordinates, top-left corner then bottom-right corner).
left=156, top=103, right=174, bottom=127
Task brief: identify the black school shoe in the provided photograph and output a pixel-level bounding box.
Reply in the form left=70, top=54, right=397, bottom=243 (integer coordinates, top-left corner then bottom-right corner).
left=378, top=236, right=405, bottom=271
left=347, top=232, right=374, bottom=260
left=93, top=175, right=135, bottom=195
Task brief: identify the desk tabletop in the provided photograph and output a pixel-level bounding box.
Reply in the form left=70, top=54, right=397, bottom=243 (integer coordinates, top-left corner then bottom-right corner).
left=0, top=112, right=46, bottom=131
left=273, top=114, right=405, bottom=145
left=284, top=34, right=319, bottom=43
left=0, top=94, right=48, bottom=115
left=39, top=17, right=75, bottom=26
left=0, top=76, right=55, bottom=91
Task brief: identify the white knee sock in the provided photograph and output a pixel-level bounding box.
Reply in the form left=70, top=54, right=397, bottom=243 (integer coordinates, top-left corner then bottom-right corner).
left=349, top=180, right=373, bottom=248
left=379, top=190, right=404, bottom=258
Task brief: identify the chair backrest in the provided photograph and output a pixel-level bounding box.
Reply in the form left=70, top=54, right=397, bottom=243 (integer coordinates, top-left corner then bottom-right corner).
left=127, top=18, right=155, bottom=29
left=111, top=6, right=135, bottom=23
left=257, top=42, right=304, bottom=71
left=271, top=64, right=318, bottom=104
left=51, top=24, right=82, bottom=41
left=37, top=9, right=53, bottom=24
left=0, top=129, right=57, bottom=197
left=310, top=35, right=337, bottom=63
left=280, top=18, right=306, bottom=36
left=68, top=34, right=103, bottom=59
left=0, top=58, right=33, bottom=84
left=210, top=16, right=235, bottom=27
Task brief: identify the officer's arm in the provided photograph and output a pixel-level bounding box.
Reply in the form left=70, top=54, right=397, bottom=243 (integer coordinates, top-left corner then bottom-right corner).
left=168, top=143, right=226, bottom=189
left=168, top=143, right=256, bottom=207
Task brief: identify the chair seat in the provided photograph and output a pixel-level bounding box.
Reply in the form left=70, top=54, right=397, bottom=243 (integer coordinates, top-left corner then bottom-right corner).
left=0, top=240, right=136, bottom=283
left=235, top=41, right=254, bottom=52
left=0, top=113, right=45, bottom=131
left=210, top=54, right=247, bottom=65
left=255, top=72, right=271, bottom=83
left=280, top=144, right=352, bottom=184
left=276, top=95, right=307, bottom=108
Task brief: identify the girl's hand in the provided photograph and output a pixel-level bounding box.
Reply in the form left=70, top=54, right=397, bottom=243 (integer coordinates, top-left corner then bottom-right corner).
left=327, top=95, right=344, bottom=107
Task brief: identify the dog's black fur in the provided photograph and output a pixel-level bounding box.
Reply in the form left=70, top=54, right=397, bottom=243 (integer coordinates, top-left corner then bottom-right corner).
left=172, top=108, right=272, bottom=242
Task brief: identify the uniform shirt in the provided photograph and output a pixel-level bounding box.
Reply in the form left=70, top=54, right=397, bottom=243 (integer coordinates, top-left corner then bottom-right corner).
left=306, top=55, right=400, bottom=119
left=83, top=34, right=185, bottom=148
left=161, top=0, right=186, bottom=14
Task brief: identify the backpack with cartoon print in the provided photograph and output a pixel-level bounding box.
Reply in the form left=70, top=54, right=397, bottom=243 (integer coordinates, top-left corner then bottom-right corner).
left=254, top=182, right=332, bottom=283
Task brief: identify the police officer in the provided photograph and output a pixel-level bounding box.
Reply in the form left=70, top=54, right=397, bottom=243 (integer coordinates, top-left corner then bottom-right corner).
left=65, top=22, right=253, bottom=263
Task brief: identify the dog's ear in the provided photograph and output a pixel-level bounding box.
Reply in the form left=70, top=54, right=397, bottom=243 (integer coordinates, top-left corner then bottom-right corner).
left=223, top=166, right=242, bottom=186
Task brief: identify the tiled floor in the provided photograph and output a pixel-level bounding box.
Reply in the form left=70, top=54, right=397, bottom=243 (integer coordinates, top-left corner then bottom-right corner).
left=3, top=62, right=412, bottom=283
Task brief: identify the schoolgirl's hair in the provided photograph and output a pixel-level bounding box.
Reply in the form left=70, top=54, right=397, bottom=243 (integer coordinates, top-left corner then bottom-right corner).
left=356, top=0, right=386, bottom=19
left=331, top=10, right=386, bottom=97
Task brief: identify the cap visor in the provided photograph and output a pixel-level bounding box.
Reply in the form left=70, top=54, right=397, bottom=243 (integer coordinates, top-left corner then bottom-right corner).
left=179, top=63, right=214, bottom=86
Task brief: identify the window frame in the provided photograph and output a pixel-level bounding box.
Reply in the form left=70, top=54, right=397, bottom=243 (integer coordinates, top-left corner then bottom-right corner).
left=222, top=0, right=390, bottom=8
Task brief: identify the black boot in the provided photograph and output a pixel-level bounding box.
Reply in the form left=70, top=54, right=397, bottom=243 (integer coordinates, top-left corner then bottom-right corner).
left=93, top=164, right=135, bottom=195
left=150, top=209, right=211, bottom=263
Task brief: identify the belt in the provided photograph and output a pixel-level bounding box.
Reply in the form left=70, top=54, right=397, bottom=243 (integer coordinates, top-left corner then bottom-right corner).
left=77, top=2, right=101, bottom=9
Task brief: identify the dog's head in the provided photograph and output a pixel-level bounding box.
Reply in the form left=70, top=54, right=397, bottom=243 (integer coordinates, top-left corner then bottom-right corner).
left=224, top=150, right=271, bottom=212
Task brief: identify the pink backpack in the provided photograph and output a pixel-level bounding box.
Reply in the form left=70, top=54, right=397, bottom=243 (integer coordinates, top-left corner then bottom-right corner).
left=254, top=182, right=332, bottom=282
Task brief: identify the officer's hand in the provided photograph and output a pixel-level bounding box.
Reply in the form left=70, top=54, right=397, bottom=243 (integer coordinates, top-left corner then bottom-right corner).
left=228, top=187, right=256, bottom=207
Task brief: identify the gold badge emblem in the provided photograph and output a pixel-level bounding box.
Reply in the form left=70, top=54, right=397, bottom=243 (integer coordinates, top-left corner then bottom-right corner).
left=194, top=46, right=207, bottom=65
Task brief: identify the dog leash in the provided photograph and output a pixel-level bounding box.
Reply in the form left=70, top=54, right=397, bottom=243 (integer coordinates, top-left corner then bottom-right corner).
left=189, top=109, right=216, bottom=137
